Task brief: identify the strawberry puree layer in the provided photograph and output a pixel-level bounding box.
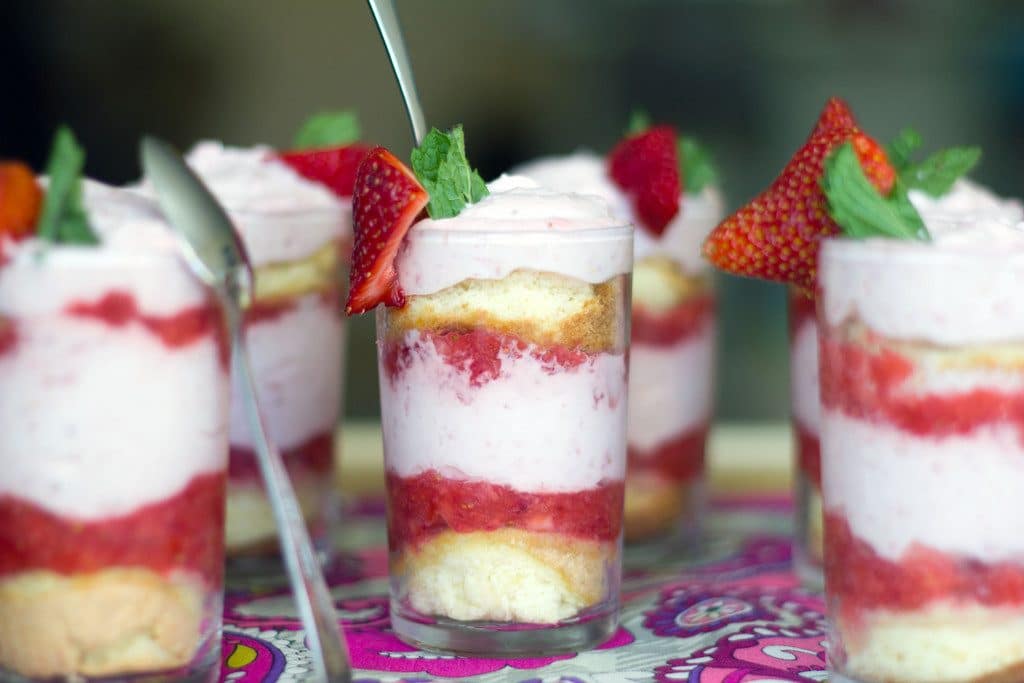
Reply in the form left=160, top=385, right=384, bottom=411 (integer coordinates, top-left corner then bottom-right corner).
left=0, top=473, right=225, bottom=582
left=631, top=294, right=714, bottom=346
left=825, top=513, right=1024, bottom=616
left=66, top=290, right=227, bottom=366
left=795, top=422, right=821, bottom=489
left=386, top=470, right=624, bottom=549
left=627, top=426, right=707, bottom=483
left=380, top=327, right=627, bottom=492
left=229, top=432, right=334, bottom=482
left=820, top=335, right=1024, bottom=440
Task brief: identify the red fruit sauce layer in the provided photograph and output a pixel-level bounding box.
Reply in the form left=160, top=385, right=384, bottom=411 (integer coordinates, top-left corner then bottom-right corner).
left=382, top=328, right=598, bottom=388
left=825, top=512, right=1024, bottom=616
left=795, top=423, right=821, bottom=489
left=386, top=470, right=624, bottom=550
left=63, top=290, right=228, bottom=367
left=627, top=426, right=708, bottom=483
left=244, top=287, right=341, bottom=327
left=787, top=289, right=816, bottom=339
left=229, top=431, right=334, bottom=482
left=820, top=333, right=1024, bottom=440
left=632, top=294, right=715, bottom=346
left=0, top=473, right=225, bottom=582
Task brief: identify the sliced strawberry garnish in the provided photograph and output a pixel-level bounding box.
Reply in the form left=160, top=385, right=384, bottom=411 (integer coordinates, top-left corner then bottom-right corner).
left=0, top=162, right=42, bottom=241
left=702, top=99, right=895, bottom=293
left=345, top=147, right=429, bottom=315
left=607, top=125, right=681, bottom=236
left=277, top=144, right=373, bottom=198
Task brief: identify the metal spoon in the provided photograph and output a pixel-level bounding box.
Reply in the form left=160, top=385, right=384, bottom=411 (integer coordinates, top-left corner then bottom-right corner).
left=367, top=0, right=427, bottom=145
left=141, top=137, right=352, bottom=683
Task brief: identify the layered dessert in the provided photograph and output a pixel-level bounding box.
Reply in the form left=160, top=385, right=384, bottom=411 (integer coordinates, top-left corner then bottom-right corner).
left=516, top=122, right=722, bottom=542
left=819, top=223, right=1024, bottom=683
left=704, top=100, right=1024, bottom=680
left=789, top=177, right=1023, bottom=585
left=345, top=128, right=631, bottom=653
left=0, top=132, right=229, bottom=680
left=178, top=117, right=366, bottom=557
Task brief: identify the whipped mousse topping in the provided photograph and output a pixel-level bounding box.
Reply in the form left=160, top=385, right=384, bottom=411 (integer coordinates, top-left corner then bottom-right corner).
left=1, top=181, right=208, bottom=316
left=515, top=151, right=723, bottom=270
left=821, top=218, right=1024, bottom=346
left=395, top=175, right=633, bottom=296
left=909, top=178, right=1024, bottom=228
left=183, top=142, right=349, bottom=268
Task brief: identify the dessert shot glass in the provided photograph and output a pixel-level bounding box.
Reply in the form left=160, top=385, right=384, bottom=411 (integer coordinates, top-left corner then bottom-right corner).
left=223, top=206, right=348, bottom=568
left=378, top=224, right=633, bottom=656
left=0, top=239, right=230, bottom=681
left=788, top=287, right=823, bottom=588
left=818, top=236, right=1024, bottom=683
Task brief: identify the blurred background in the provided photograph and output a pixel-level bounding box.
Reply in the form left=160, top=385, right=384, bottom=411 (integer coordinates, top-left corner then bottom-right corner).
left=3, top=0, right=1022, bottom=421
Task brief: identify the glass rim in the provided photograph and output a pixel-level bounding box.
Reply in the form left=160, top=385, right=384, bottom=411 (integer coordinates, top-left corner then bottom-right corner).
left=820, top=235, right=1024, bottom=266
left=403, top=222, right=634, bottom=245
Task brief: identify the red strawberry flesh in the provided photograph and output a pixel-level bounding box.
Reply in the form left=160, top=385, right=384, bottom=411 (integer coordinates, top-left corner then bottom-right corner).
left=345, top=147, right=429, bottom=315
left=277, top=144, right=372, bottom=198
left=702, top=99, right=895, bottom=294
left=0, top=162, right=42, bottom=241
left=608, top=125, right=681, bottom=236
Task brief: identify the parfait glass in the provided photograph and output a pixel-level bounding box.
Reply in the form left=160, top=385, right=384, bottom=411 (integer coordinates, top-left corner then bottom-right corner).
left=379, top=224, right=632, bottom=655
left=0, top=243, right=229, bottom=681
left=819, top=236, right=1024, bottom=683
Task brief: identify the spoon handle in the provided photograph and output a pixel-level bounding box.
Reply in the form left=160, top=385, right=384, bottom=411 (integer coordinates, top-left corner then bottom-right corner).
left=230, top=318, right=352, bottom=683
left=367, top=0, right=427, bottom=145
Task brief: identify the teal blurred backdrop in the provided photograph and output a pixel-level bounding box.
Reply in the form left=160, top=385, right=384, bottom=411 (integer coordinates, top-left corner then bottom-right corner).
left=3, top=0, right=1022, bottom=420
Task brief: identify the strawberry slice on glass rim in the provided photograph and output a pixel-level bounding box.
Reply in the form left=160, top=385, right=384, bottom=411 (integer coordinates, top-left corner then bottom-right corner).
left=344, top=147, right=429, bottom=315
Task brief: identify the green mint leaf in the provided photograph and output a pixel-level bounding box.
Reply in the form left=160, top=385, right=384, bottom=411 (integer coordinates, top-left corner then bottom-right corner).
left=902, top=146, right=981, bottom=197
left=886, top=128, right=922, bottom=173
left=822, top=142, right=928, bottom=241
left=678, top=135, right=719, bottom=194
left=626, top=109, right=651, bottom=135
left=410, top=124, right=489, bottom=219
left=293, top=110, right=361, bottom=149
left=36, top=126, right=98, bottom=245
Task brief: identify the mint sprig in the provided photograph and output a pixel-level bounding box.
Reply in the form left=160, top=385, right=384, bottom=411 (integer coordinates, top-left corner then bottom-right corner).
left=626, top=109, right=651, bottom=136
left=885, top=127, right=922, bottom=173
left=822, top=142, right=927, bottom=241
left=678, top=136, right=718, bottom=194
left=410, top=125, right=488, bottom=219
left=293, top=110, right=361, bottom=149
left=624, top=110, right=719, bottom=193
left=884, top=128, right=981, bottom=198
left=36, top=126, right=98, bottom=245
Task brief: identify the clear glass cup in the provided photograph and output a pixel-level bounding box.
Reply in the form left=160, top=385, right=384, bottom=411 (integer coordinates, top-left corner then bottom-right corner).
left=625, top=261, right=715, bottom=543
left=223, top=207, right=348, bottom=570
left=0, top=247, right=229, bottom=682
left=819, top=237, right=1024, bottom=683
left=788, top=287, right=823, bottom=588
left=379, top=225, right=632, bottom=656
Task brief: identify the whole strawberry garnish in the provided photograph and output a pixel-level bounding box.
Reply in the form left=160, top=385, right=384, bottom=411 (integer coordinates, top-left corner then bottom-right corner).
left=277, top=110, right=371, bottom=198
left=702, top=99, right=895, bottom=293
left=278, top=144, right=372, bottom=198
left=0, top=162, right=42, bottom=241
left=345, top=147, right=429, bottom=315
left=608, top=125, right=681, bottom=235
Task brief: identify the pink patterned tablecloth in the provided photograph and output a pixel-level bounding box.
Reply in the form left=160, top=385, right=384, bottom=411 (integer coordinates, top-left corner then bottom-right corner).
left=220, top=496, right=827, bottom=682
